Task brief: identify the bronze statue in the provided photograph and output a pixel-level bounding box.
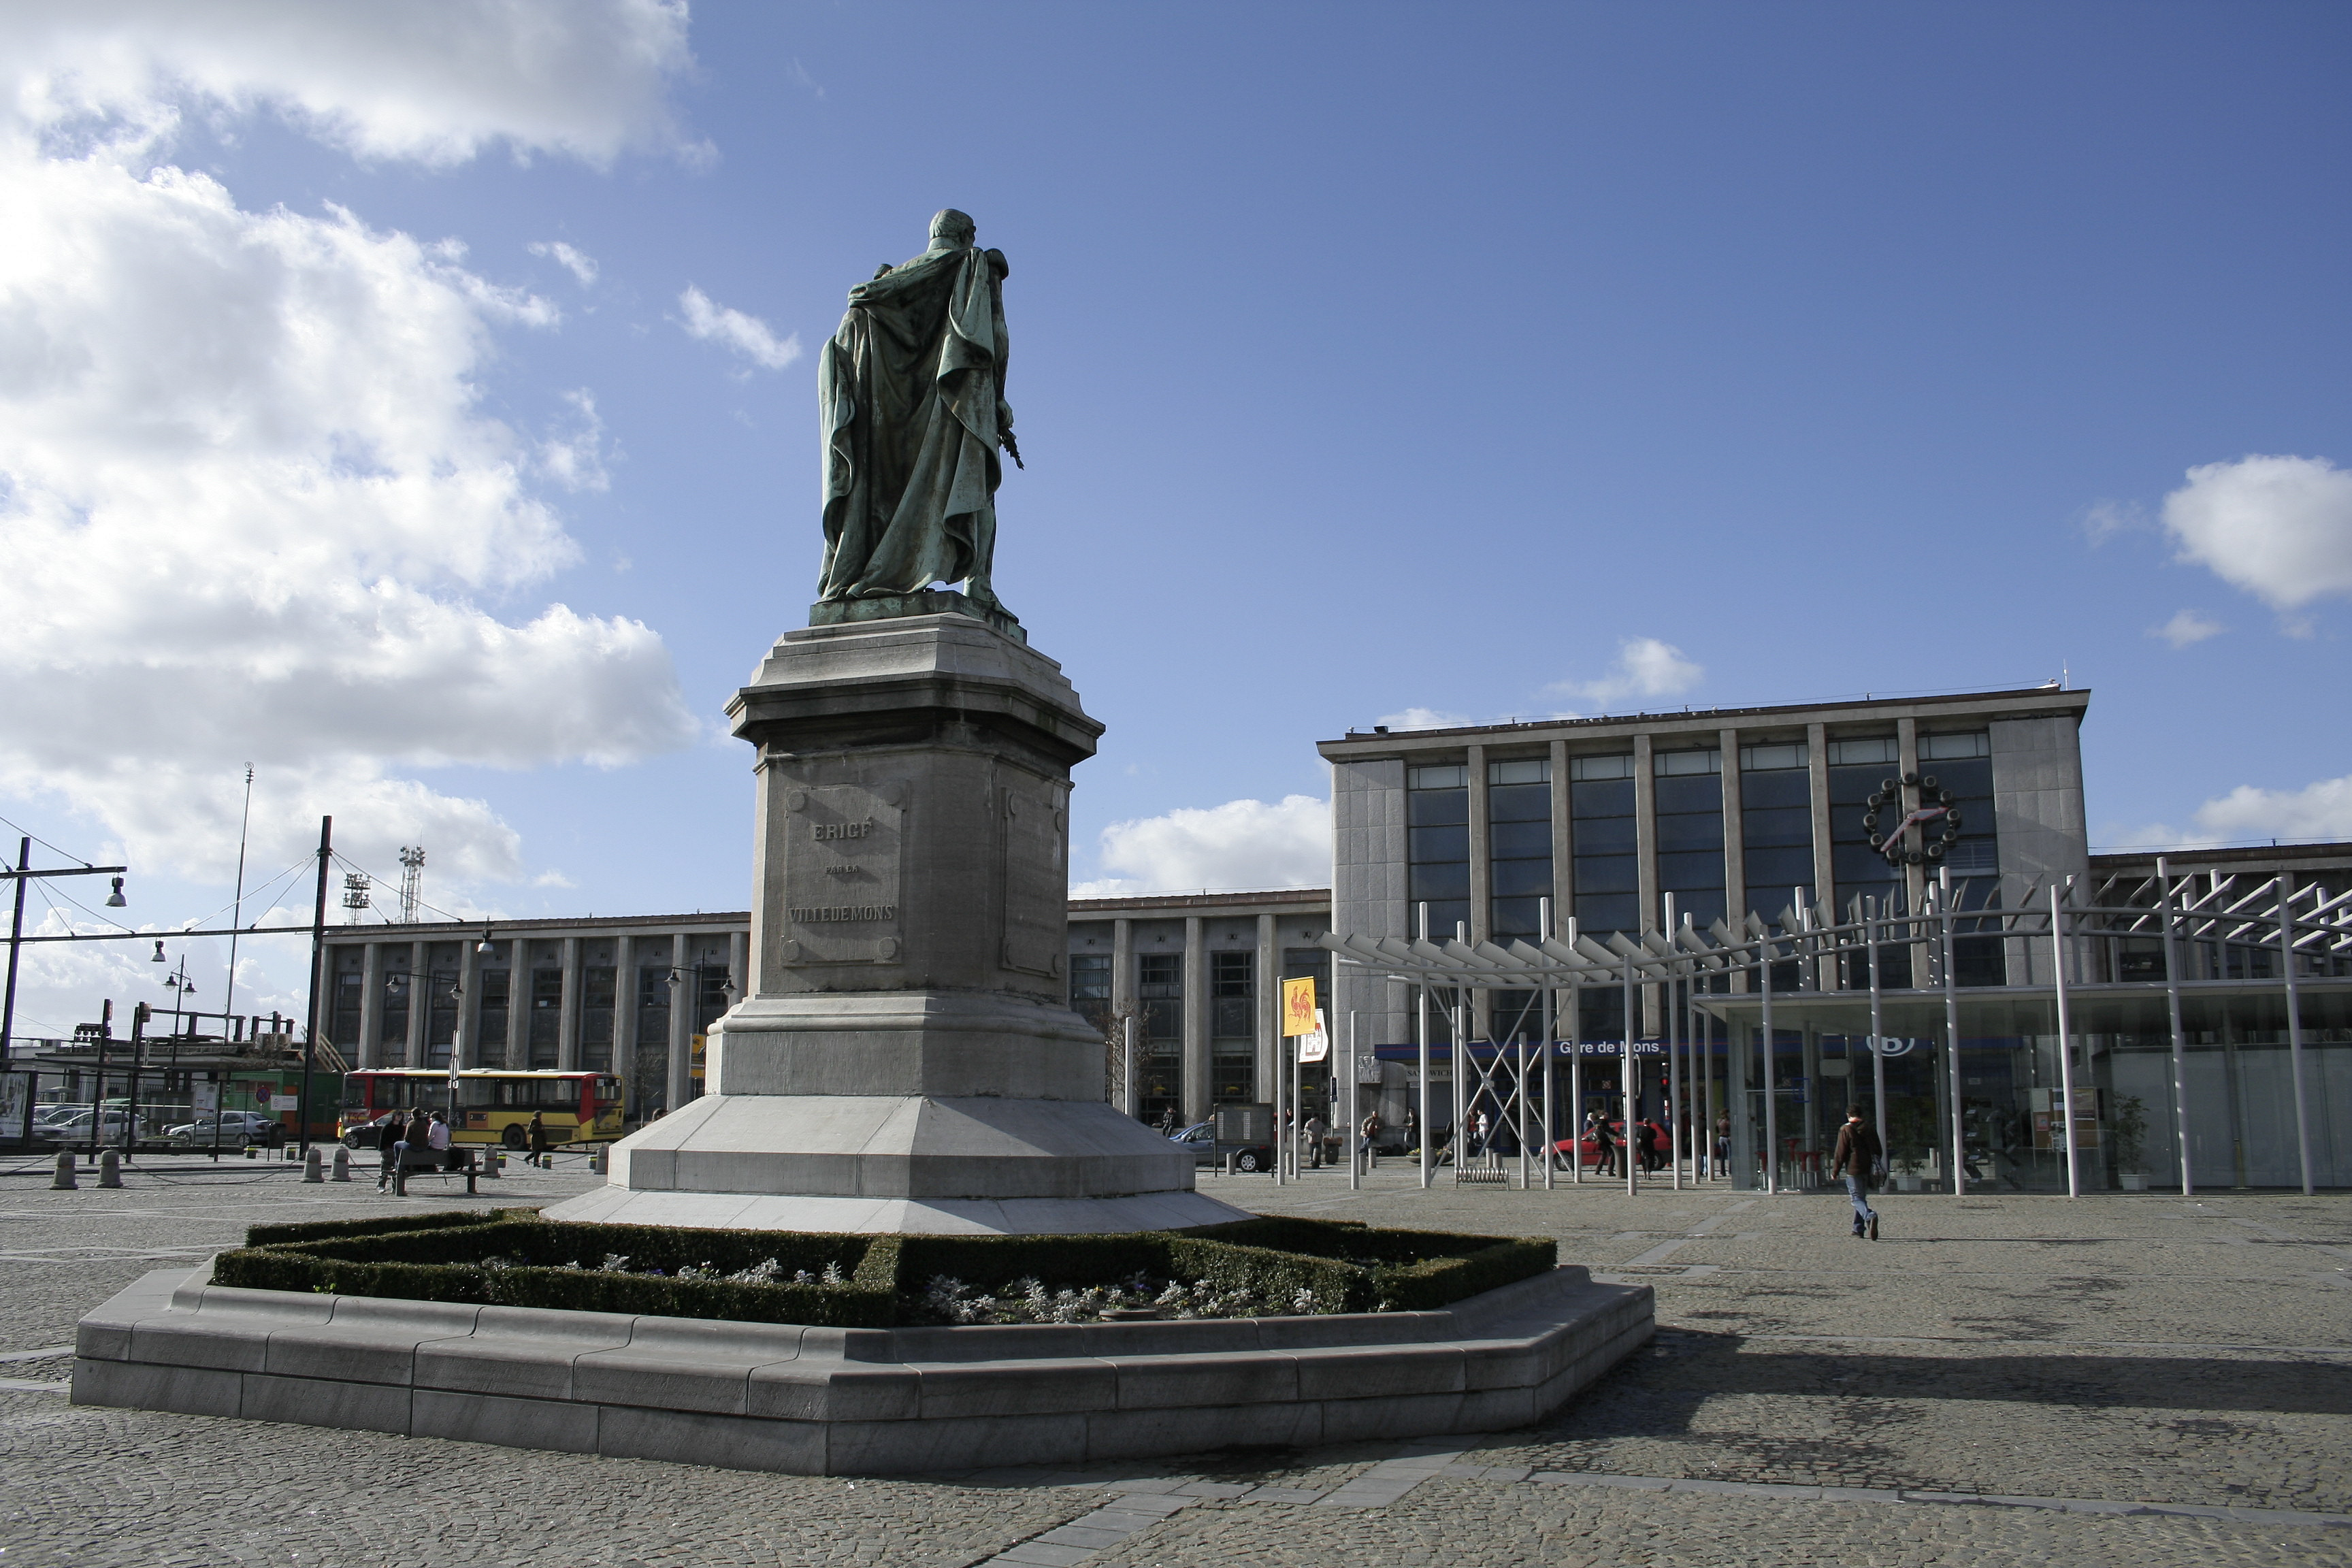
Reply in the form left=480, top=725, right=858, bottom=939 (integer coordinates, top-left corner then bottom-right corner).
left=816, top=210, right=1018, bottom=617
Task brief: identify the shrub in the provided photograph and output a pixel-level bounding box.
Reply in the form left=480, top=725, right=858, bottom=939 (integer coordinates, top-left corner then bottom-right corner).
left=208, top=1215, right=1552, bottom=1327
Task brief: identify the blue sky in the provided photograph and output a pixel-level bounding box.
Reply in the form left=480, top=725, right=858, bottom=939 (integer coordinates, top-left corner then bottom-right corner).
left=1, top=1, right=2347, bottom=1036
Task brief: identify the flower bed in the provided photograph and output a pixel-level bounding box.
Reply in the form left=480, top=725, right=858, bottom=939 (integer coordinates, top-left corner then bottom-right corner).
left=206, top=1211, right=1555, bottom=1328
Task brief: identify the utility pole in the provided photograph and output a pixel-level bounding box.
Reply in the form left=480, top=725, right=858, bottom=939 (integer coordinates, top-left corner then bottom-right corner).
left=225, top=765, right=254, bottom=1019
left=297, top=817, right=333, bottom=1156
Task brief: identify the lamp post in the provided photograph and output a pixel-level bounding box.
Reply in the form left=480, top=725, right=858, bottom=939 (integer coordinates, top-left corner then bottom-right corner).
left=665, top=962, right=739, bottom=1109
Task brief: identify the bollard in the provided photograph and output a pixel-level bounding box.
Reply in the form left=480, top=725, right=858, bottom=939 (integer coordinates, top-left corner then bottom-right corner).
left=98, top=1149, right=122, bottom=1188
left=303, top=1147, right=323, bottom=1183
left=589, top=1149, right=606, bottom=1175
left=482, top=1149, right=502, bottom=1178
left=246, top=1146, right=257, bottom=1160
left=51, top=1150, right=76, bottom=1190
left=331, top=1146, right=352, bottom=1182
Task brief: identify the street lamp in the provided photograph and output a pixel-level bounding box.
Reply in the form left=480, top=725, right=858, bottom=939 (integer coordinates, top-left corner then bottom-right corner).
left=106, top=877, right=127, bottom=909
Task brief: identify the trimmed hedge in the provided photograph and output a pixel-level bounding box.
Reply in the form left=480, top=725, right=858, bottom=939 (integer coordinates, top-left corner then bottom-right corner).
left=212, top=1213, right=1554, bottom=1326
left=243, top=1209, right=523, bottom=1248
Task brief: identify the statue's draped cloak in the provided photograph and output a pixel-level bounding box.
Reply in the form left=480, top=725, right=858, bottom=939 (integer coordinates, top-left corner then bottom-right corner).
left=817, top=243, right=1010, bottom=602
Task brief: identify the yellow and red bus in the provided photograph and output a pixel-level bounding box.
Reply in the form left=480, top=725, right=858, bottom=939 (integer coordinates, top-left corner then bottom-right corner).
left=338, top=1069, right=625, bottom=1151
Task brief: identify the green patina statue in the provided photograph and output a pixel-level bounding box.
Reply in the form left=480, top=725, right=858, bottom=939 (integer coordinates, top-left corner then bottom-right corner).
left=815, top=209, right=1019, bottom=623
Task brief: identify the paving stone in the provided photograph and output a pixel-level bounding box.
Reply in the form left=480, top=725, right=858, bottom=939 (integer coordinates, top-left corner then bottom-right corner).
left=3, top=1161, right=2350, bottom=1566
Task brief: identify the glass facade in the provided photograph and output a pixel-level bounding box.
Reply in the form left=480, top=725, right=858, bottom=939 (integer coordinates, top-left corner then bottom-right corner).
left=1407, top=764, right=1470, bottom=939
left=1488, top=757, right=1552, bottom=939
left=1570, top=753, right=1637, bottom=938
left=1654, top=747, right=1725, bottom=932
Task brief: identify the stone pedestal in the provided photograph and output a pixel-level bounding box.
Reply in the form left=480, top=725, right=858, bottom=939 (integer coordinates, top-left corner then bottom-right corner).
left=547, top=612, right=1248, bottom=1235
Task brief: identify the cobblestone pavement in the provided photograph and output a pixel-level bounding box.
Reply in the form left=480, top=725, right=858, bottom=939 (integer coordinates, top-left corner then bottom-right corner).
left=0, top=1151, right=2346, bottom=1565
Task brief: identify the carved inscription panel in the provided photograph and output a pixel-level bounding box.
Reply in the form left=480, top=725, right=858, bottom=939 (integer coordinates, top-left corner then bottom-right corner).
left=780, top=781, right=904, bottom=966
left=1000, top=781, right=1067, bottom=979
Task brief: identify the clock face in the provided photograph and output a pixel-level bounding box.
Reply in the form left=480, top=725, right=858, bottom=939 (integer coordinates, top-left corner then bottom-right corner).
left=1862, top=774, right=1962, bottom=866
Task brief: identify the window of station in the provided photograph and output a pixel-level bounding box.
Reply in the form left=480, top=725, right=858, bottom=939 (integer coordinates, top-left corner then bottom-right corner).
left=1922, top=732, right=2004, bottom=982
left=527, top=966, right=563, bottom=1068
left=1654, top=747, right=1725, bottom=931
left=476, top=956, right=510, bottom=1068
left=1407, top=762, right=1470, bottom=939
left=1138, top=953, right=1183, bottom=1056
left=1740, top=739, right=1814, bottom=919
left=1137, top=951, right=1183, bottom=1126
left=1569, top=753, right=1637, bottom=938
left=425, top=956, right=459, bottom=1069
left=1210, top=950, right=1255, bottom=1103
left=1827, top=734, right=1902, bottom=901
left=1487, top=756, right=1552, bottom=940
left=631, top=963, right=668, bottom=1111
left=330, top=952, right=363, bottom=1051
left=1067, top=951, right=1112, bottom=1024
left=380, top=964, right=412, bottom=1064
left=581, top=961, right=617, bottom=1073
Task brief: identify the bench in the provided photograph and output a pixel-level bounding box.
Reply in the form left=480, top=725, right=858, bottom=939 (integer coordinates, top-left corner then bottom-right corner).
left=389, top=1148, right=478, bottom=1197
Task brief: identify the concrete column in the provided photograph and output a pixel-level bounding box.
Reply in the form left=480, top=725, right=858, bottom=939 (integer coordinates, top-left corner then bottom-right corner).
left=557, top=936, right=583, bottom=1072
left=1466, top=745, right=1491, bottom=941
left=504, top=938, right=529, bottom=1070
left=1181, top=915, right=1209, bottom=1123
left=1633, top=735, right=1658, bottom=936
left=404, top=941, right=427, bottom=1068
left=615, top=934, right=637, bottom=1100
left=1255, top=913, right=1277, bottom=1109
left=456, top=936, right=483, bottom=1071
left=1633, top=735, right=1658, bottom=1037
left=1465, top=743, right=1490, bottom=1041
left=728, top=930, right=748, bottom=1013
left=1111, top=918, right=1134, bottom=1107
left=357, top=943, right=382, bottom=1070
left=1897, top=717, right=1923, bottom=916
left=1548, top=740, right=1574, bottom=930
left=1806, top=723, right=1835, bottom=917
left=1720, top=728, right=1747, bottom=931
left=666, top=933, right=691, bottom=1108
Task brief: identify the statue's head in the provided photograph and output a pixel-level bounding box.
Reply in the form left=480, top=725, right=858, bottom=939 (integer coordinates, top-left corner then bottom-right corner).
left=928, top=208, right=976, bottom=250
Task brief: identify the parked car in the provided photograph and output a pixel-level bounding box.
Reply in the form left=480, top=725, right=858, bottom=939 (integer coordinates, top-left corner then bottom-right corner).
left=340, top=1112, right=406, bottom=1151
left=36, top=1109, right=146, bottom=1145
left=164, top=1110, right=285, bottom=1149
left=1169, top=1121, right=1275, bottom=1173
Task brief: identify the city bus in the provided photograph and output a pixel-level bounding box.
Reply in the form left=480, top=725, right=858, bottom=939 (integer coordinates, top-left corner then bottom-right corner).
left=338, top=1070, right=625, bottom=1150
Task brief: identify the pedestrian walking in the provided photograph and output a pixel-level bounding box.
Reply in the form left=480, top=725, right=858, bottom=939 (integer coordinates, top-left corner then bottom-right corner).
left=375, top=1109, right=404, bottom=1190
left=1471, top=1109, right=1490, bottom=1157
left=1831, top=1104, right=1883, bottom=1240
left=1154, top=1107, right=1174, bottom=1137
left=527, top=1110, right=549, bottom=1168
left=1303, top=1111, right=1328, bottom=1169
left=1358, top=1111, right=1380, bottom=1171
left=1588, top=1111, right=1618, bottom=1177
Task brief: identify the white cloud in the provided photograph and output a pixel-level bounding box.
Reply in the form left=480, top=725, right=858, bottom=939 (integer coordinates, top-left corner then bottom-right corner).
left=2150, top=608, right=2223, bottom=649
left=2101, top=772, right=2352, bottom=852
left=529, top=240, right=598, bottom=287
left=677, top=284, right=801, bottom=370
left=1072, top=796, right=1330, bottom=898
left=0, top=10, right=699, bottom=890
left=3, top=0, right=700, bottom=168
left=1548, top=636, right=1703, bottom=708
left=2162, top=454, right=2352, bottom=613
left=2080, top=498, right=2143, bottom=544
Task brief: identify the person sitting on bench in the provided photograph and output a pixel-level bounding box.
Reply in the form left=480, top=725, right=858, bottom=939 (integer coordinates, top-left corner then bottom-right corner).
left=428, top=1111, right=455, bottom=1170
